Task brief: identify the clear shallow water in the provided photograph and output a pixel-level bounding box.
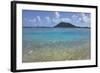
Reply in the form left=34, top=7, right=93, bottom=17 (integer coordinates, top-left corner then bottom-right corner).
left=22, top=28, right=91, bottom=62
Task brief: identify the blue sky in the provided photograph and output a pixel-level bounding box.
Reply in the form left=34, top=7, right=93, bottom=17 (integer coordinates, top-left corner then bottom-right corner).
left=22, top=10, right=91, bottom=27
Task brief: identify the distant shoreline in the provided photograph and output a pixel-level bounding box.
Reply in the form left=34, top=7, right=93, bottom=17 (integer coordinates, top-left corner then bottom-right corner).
left=23, top=22, right=91, bottom=29
left=23, top=27, right=91, bottom=29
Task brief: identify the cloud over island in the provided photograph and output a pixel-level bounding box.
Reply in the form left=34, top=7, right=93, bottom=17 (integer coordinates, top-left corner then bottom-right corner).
left=22, top=10, right=91, bottom=27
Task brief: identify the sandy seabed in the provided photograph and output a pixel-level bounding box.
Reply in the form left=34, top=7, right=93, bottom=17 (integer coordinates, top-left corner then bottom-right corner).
left=22, top=40, right=91, bottom=63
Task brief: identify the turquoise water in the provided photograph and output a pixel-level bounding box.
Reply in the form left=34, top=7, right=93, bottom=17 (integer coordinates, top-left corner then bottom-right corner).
left=22, top=28, right=91, bottom=62
left=23, top=28, right=90, bottom=42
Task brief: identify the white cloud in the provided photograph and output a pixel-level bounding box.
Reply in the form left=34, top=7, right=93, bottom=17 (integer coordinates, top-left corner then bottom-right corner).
left=45, top=16, right=50, bottom=22
left=52, top=18, right=60, bottom=23
left=79, top=17, right=82, bottom=21
left=37, top=16, right=41, bottom=22
left=76, top=17, right=82, bottom=23
left=52, top=17, right=71, bottom=24
left=72, top=14, right=80, bottom=23
left=72, top=15, right=78, bottom=18
left=81, top=13, right=90, bottom=23
left=55, top=12, right=60, bottom=19
left=53, top=12, right=72, bottom=24
left=61, top=18, right=71, bottom=22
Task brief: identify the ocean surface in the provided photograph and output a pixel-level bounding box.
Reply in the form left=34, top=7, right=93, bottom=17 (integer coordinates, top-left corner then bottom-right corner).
left=22, top=28, right=91, bottom=62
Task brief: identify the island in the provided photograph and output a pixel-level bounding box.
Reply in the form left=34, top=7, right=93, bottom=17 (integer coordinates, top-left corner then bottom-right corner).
left=54, top=22, right=90, bottom=28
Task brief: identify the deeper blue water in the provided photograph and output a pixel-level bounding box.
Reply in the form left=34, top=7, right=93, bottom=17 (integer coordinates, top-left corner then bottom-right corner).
left=23, top=28, right=90, bottom=42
